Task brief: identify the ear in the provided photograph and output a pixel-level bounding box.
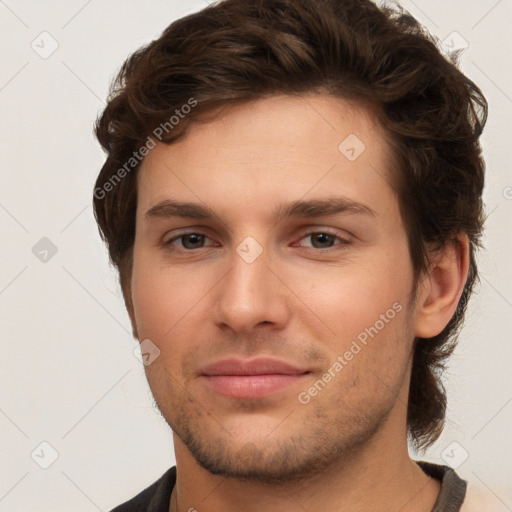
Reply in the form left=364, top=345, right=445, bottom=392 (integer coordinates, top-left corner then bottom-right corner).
left=413, top=234, right=470, bottom=338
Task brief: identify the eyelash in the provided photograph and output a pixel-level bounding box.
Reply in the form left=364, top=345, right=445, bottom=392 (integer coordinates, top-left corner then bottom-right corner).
left=163, top=230, right=352, bottom=252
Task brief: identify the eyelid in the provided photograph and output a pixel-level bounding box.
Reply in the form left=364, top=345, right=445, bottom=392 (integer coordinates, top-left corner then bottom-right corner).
left=292, top=228, right=353, bottom=248
left=163, top=230, right=216, bottom=247
left=296, top=226, right=352, bottom=239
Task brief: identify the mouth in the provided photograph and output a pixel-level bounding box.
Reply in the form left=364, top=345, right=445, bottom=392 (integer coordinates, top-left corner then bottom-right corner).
left=199, top=357, right=311, bottom=399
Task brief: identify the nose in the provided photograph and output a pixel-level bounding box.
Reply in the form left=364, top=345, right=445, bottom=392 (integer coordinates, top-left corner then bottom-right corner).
left=212, top=241, right=290, bottom=334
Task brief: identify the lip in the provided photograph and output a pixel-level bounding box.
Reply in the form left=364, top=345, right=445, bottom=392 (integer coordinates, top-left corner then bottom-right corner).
left=200, top=357, right=308, bottom=376
left=199, top=357, right=310, bottom=399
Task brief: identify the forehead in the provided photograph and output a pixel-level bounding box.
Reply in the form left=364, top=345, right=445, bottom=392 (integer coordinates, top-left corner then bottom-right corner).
left=136, top=94, right=398, bottom=225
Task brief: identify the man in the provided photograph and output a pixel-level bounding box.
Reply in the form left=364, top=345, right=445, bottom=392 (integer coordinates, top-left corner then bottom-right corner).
left=93, top=0, right=487, bottom=510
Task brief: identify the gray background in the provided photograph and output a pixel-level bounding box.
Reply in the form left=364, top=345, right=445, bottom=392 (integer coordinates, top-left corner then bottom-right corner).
left=0, top=0, right=511, bottom=510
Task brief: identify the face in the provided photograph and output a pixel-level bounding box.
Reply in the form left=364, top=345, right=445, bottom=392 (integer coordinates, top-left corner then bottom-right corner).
left=130, top=94, right=417, bottom=483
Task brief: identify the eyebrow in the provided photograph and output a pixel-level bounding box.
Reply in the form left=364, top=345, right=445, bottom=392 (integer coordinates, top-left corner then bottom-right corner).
left=145, top=196, right=377, bottom=223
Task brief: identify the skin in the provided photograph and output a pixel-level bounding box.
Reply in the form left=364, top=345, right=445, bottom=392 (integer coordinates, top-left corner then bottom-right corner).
left=128, top=94, right=469, bottom=512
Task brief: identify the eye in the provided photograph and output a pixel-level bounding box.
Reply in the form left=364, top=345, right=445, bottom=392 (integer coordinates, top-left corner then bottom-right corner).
left=164, top=232, right=214, bottom=250
left=295, top=231, right=352, bottom=250
left=163, top=230, right=352, bottom=253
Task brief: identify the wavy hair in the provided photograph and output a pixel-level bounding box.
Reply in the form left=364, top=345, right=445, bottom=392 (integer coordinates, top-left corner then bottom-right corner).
left=93, top=0, right=487, bottom=450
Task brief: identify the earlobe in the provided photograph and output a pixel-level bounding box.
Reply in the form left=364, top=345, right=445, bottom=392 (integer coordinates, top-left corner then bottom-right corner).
left=413, top=235, right=470, bottom=339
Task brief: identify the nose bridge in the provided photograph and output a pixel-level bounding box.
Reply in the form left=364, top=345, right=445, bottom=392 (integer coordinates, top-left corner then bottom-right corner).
left=213, top=235, right=288, bottom=332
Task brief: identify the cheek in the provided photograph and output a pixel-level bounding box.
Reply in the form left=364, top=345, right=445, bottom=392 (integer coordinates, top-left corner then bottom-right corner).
left=131, top=249, right=182, bottom=338
left=131, top=249, right=218, bottom=346
left=302, top=267, right=412, bottom=403
left=282, top=248, right=412, bottom=338
left=131, top=266, right=197, bottom=386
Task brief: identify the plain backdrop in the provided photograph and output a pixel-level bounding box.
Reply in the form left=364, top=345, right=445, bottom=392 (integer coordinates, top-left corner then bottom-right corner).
left=0, top=0, right=511, bottom=510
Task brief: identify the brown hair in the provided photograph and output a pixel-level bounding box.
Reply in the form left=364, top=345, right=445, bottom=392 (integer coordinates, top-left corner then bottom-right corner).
left=93, top=0, right=487, bottom=451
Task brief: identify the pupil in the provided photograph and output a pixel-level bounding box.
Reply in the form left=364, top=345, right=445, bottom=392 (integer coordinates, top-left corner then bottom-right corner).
left=312, top=233, right=333, bottom=248
left=184, top=234, right=204, bottom=249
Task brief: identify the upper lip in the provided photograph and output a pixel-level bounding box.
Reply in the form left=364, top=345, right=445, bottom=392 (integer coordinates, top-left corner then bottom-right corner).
left=199, top=357, right=309, bottom=376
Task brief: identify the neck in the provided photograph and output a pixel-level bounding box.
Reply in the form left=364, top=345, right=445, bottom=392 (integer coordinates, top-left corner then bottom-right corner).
left=169, top=427, right=441, bottom=512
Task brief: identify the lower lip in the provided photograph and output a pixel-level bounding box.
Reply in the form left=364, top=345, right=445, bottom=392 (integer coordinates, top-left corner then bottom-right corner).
left=201, top=374, right=309, bottom=399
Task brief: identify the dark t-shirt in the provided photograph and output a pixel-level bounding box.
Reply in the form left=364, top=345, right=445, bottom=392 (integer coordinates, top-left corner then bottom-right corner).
left=110, top=460, right=467, bottom=512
